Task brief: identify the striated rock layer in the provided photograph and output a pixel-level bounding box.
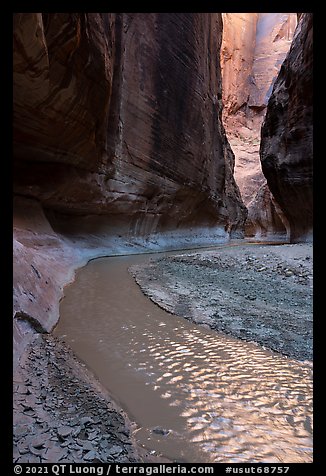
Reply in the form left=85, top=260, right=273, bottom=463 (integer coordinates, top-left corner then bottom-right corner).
left=13, top=13, right=246, bottom=364
left=14, top=13, right=246, bottom=235
left=260, top=13, right=313, bottom=242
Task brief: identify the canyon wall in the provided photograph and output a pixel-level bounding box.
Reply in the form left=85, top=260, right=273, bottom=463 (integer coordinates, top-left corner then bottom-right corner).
left=220, top=14, right=258, bottom=119
left=14, top=13, right=246, bottom=234
left=221, top=13, right=297, bottom=139
left=13, top=13, right=246, bottom=363
left=260, top=13, right=313, bottom=242
left=221, top=13, right=297, bottom=238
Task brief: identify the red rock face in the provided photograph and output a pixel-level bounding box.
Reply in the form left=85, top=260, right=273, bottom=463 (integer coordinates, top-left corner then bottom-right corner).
left=260, top=14, right=313, bottom=242
left=221, top=13, right=297, bottom=238
left=221, top=14, right=258, bottom=117
left=13, top=13, right=246, bottom=235
left=221, top=13, right=296, bottom=135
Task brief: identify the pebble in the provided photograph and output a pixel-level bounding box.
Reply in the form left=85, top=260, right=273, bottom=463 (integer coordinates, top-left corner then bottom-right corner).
left=152, top=426, right=170, bottom=436
left=31, top=436, right=47, bottom=448
left=83, top=450, right=97, bottom=461
left=14, top=425, right=30, bottom=438
left=107, top=445, right=123, bottom=456
left=72, top=426, right=81, bottom=436
left=57, top=426, right=72, bottom=438
left=100, top=440, right=109, bottom=449
left=18, top=446, right=29, bottom=455
left=16, top=384, right=30, bottom=395
left=81, top=440, right=95, bottom=451
left=80, top=416, right=94, bottom=426
left=60, top=439, right=72, bottom=448
left=29, top=443, right=44, bottom=456
left=43, top=446, right=68, bottom=462
left=88, top=431, right=99, bottom=440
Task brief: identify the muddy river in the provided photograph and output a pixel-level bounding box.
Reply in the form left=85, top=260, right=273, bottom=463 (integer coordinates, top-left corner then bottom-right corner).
left=54, top=247, right=313, bottom=463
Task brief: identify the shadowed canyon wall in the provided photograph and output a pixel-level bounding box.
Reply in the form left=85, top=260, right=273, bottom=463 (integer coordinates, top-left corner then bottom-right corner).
left=221, top=13, right=297, bottom=238
left=13, top=13, right=246, bottom=363
left=14, top=13, right=246, bottom=234
left=260, top=13, right=313, bottom=242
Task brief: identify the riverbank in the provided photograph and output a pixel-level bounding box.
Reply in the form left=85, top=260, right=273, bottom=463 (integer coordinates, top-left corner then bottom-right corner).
left=54, top=246, right=312, bottom=463
left=130, top=243, right=313, bottom=361
left=13, top=334, right=168, bottom=463
left=13, top=234, right=313, bottom=463
left=14, top=196, right=231, bottom=368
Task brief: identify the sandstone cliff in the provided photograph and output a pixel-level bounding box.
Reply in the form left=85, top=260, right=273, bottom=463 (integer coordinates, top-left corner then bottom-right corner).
left=260, top=13, right=313, bottom=242
left=13, top=13, right=247, bottom=363
left=14, top=13, right=246, bottom=234
left=221, top=13, right=297, bottom=238
left=221, top=13, right=296, bottom=137
left=221, top=13, right=258, bottom=118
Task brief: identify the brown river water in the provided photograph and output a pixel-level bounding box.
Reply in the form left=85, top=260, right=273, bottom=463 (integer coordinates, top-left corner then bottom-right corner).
left=54, top=247, right=313, bottom=463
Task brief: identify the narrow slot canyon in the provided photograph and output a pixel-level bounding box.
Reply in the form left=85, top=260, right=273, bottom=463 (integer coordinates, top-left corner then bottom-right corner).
left=13, top=13, right=313, bottom=465
left=221, top=13, right=298, bottom=240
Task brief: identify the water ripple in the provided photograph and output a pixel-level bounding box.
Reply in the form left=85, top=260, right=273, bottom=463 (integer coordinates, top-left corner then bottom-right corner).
left=55, top=253, right=312, bottom=463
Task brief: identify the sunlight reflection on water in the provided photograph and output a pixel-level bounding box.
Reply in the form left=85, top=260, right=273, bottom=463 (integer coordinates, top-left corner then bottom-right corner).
left=55, top=251, right=312, bottom=463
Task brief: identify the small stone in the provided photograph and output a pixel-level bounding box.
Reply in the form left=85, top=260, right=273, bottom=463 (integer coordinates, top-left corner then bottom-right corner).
left=18, top=454, right=41, bottom=463
left=92, top=417, right=102, bottom=425
left=72, top=426, right=82, bottom=436
left=107, top=445, right=123, bottom=456
left=16, top=384, right=30, bottom=395
left=31, top=436, right=46, bottom=449
left=100, top=450, right=113, bottom=461
left=57, top=426, right=72, bottom=438
left=67, top=442, right=80, bottom=450
left=82, top=441, right=94, bottom=451
left=14, top=425, right=30, bottom=438
left=21, top=400, right=34, bottom=410
left=17, top=441, right=29, bottom=455
left=29, top=443, right=44, bottom=456
left=152, top=426, right=170, bottom=436
left=80, top=417, right=94, bottom=426
left=83, top=450, right=97, bottom=461
left=285, top=270, right=294, bottom=277
left=60, top=439, right=72, bottom=448
left=88, top=431, right=99, bottom=441
left=70, top=418, right=81, bottom=426
left=100, top=440, right=109, bottom=449
left=43, top=446, right=68, bottom=462
left=15, top=414, right=35, bottom=425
